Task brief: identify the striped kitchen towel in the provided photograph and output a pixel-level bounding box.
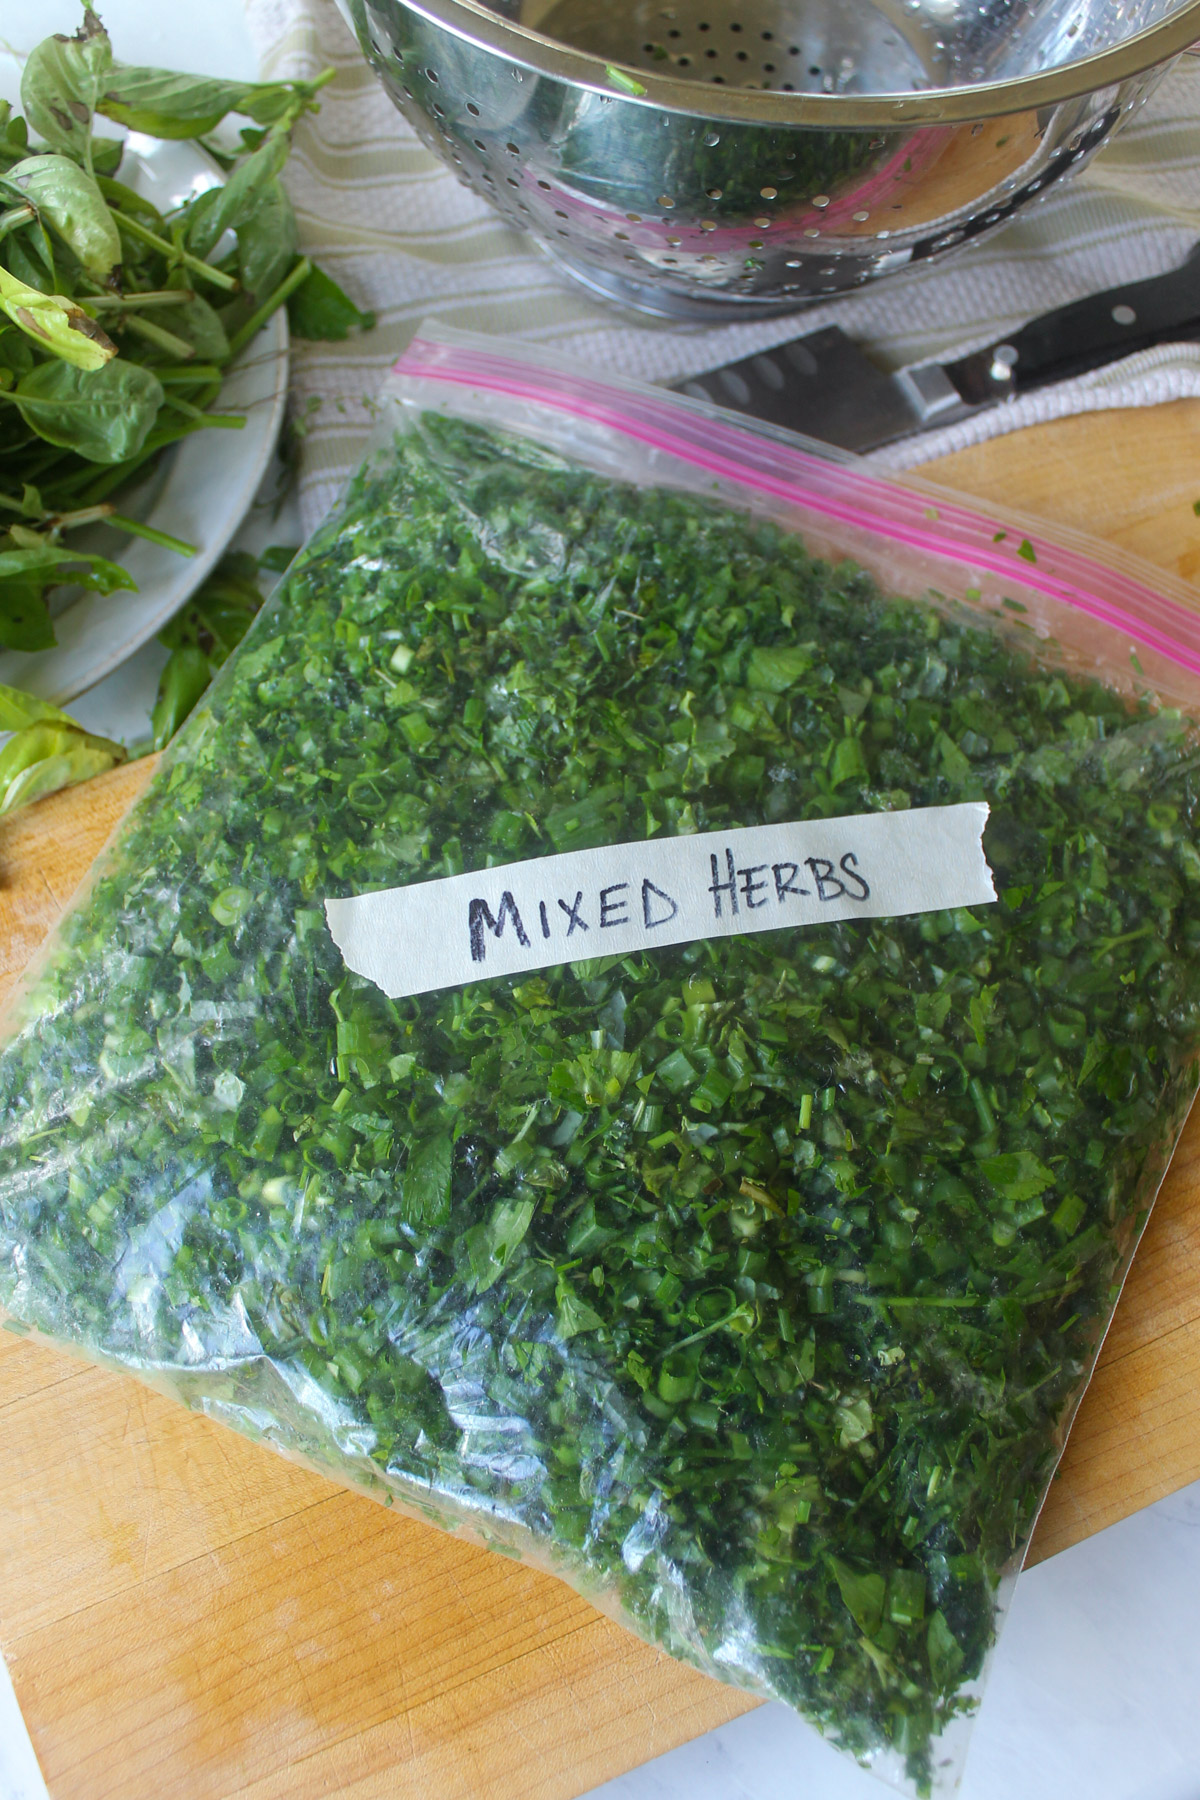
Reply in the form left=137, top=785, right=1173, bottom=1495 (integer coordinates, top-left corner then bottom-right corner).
left=244, top=0, right=1200, bottom=530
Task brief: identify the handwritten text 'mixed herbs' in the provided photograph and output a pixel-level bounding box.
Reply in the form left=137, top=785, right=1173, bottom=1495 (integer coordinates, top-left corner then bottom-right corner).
left=468, top=848, right=870, bottom=965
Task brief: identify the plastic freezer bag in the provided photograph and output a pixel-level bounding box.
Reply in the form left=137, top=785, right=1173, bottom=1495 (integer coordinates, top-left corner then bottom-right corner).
left=5, top=329, right=1200, bottom=1796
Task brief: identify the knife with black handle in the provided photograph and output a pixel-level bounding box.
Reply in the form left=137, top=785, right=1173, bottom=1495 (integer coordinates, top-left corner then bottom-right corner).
left=672, top=242, right=1200, bottom=454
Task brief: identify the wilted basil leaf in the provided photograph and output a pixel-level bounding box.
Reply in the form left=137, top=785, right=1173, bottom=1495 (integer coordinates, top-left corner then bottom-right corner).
left=4, top=155, right=121, bottom=278
left=0, top=719, right=124, bottom=817
left=19, top=8, right=112, bottom=168
left=0, top=266, right=114, bottom=370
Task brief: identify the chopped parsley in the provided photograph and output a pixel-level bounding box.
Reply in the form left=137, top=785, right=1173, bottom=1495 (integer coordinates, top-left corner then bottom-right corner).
left=3, top=415, right=1200, bottom=1792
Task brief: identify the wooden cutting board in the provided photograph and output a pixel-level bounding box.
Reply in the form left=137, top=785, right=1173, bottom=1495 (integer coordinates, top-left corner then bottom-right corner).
left=4, top=401, right=1200, bottom=1800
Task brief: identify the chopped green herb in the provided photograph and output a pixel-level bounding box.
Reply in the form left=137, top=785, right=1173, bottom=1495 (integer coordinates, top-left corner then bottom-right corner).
left=2, top=415, right=1199, bottom=1792
left=605, top=64, right=648, bottom=96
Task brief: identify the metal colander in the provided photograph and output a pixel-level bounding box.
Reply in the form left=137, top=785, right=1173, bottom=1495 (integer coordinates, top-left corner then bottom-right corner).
left=341, top=0, right=1200, bottom=317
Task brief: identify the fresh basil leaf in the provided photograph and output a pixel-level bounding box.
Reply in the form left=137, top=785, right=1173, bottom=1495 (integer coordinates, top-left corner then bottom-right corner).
left=0, top=579, right=56, bottom=651
left=0, top=546, right=130, bottom=594
left=235, top=178, right=298, bottom=304
left=287, top=264, right=376, bottom=341
left=94, top=171, right=161, bottom=224
left=166, top=293, right=230, bottom=362
left=90, top=136, right=123, bottom=178
left=183, top=132, right=290, bottom=262
left=95, top=67, right=306, bottom=138
left=2, top=227, right=57, bottom=296
left=14, top=358, right=163, bottom=461
left=0, top=546, right=81, bottom=584
left=0, top=326, right=35, bottom=379
left=0, top=108, right=27, bottom=161
left=97, top=68, right=262, bottom=140
left=258, top=544, right=299, bottom=574
left=150, top=546, right=273, bottom=748
left=236, top=84, right=323, bottom=128
left=157, top=551, right=263, bottom=661
left=0, top=547, right=132, bottom=657
left=5, top=155, right=122, bottom=278
left=151, top=644, right=211, bottom=750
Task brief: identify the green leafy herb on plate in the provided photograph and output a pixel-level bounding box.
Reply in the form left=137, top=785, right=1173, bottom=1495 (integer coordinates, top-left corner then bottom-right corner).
left=0, top=4, right=373, bottom=780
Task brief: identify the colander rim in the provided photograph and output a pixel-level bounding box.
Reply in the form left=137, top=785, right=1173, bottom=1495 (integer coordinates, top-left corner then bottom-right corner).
left=376, top=0, right=1200, bottom=124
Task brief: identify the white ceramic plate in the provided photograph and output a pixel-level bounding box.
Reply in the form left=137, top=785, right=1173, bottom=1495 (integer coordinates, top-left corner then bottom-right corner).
left=0, top=134, right=290, bottom=706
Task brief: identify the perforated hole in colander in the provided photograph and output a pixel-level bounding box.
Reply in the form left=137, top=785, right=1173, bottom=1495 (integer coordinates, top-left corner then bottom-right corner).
left=529, top=0, right=939, bottom=95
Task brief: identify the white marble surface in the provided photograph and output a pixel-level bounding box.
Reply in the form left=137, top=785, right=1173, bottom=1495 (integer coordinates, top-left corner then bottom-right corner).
left=0, top=1654, right=47, bottom=1800
left=3, top=6, right=1200, bottom=1799
left=586, top=1479, right=1200, bottom=1800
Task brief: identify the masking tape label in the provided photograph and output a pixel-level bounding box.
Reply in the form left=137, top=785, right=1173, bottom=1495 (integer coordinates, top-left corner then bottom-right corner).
left=325, top=802, right=995, bottom=999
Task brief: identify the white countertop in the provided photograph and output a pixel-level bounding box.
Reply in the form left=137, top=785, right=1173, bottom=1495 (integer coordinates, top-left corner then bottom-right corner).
left=3, top=7, right=1200, bottom=1799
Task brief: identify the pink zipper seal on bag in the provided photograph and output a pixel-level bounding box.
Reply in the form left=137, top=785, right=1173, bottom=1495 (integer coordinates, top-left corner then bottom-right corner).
left=392, top=336, right=1200, bottom=684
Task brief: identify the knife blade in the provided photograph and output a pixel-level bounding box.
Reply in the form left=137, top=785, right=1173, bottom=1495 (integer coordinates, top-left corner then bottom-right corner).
left=671, top=243, right=1200, bottom=454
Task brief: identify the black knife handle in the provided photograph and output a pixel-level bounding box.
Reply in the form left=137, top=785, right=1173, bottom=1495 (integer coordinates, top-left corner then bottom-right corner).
left=945, top=243, right=1200, bottom=406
